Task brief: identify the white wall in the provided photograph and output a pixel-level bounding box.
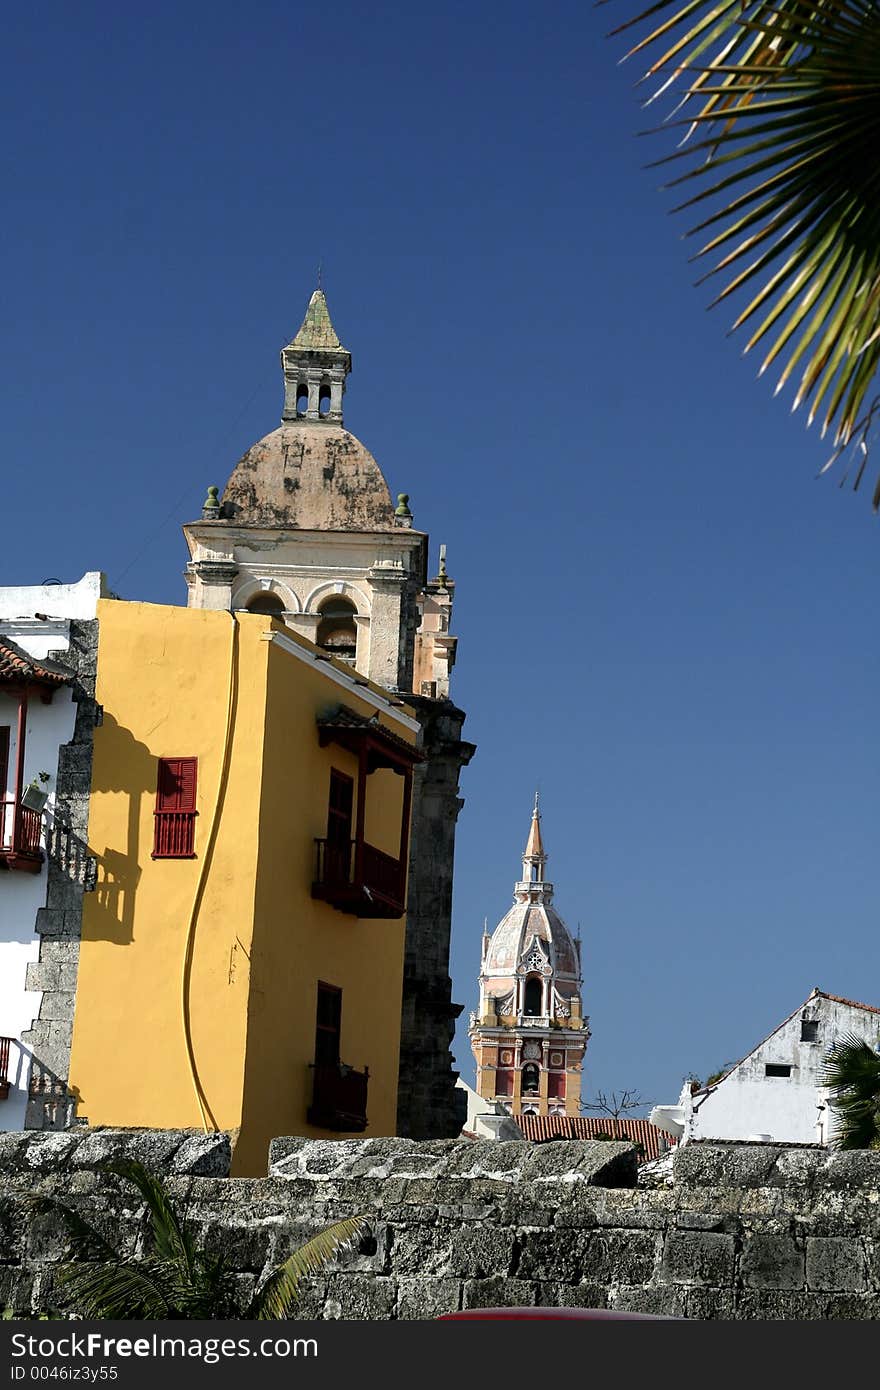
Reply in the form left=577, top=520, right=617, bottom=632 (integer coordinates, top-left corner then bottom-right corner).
left=0, top=572, right=103, bottom=1131
left=690, top=995, right=880, bottom=1144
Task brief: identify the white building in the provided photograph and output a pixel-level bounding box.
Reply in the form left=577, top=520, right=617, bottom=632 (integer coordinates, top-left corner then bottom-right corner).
left=651, top=988, right=880, bottom=1147
left=0, top=573, right=106, bottom=1129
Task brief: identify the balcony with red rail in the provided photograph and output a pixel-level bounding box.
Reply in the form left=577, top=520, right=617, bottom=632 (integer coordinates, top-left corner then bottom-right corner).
left=0, top=1036, right=12, bottom=1101
left=0, top=638, right=70, bottom=875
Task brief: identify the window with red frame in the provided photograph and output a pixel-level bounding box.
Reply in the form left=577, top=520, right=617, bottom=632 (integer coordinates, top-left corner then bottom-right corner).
left=153, top=757, right=198, bottom=858
left=494, top=1069, right=513, bottom=1096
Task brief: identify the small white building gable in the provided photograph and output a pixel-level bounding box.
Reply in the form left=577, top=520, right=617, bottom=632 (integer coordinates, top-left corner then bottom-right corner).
left=651, top=989, right=880, bottom=1147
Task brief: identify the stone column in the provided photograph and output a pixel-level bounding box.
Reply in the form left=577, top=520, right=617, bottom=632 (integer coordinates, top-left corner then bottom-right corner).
left=396, top=696, right=475, bottom=1139
left=185, top=561, right=239, bottom=612
left=367, top=564, right=408, bottom=689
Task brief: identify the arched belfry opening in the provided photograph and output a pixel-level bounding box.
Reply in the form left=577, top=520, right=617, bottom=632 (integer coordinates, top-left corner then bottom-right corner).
left=524, top=976, right=543, bottom=1017
left=246, top=591, right=286, bottom=617
left=316, top=596, right=358, bottom=662
left=522, top=1063, right=540, bottom=1096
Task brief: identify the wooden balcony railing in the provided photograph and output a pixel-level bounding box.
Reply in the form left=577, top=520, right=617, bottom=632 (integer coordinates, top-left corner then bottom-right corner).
left=152, top=810, right=197, bottom=859
left=307, top=1062, right=369, bottom=1132
left=0, top=1036, right=11, bottom=1101
left=313, top=838, right=406, bottom=918
left=0, top=799, right=44, bottom=873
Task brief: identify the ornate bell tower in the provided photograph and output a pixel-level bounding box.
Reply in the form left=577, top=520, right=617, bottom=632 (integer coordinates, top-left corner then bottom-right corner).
left=469, top=798, right=589, bottom=1117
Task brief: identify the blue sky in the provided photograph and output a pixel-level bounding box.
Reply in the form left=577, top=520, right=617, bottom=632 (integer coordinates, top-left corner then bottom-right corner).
left=4, top=1, right=878, bottom=1113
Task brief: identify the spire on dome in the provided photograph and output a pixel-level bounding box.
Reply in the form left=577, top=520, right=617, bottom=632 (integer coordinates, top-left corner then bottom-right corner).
left=281, top=288, right=352, bottom=425
left=523, top=791, right=546, bottom=869
left=290, top=288, right=347, bottom=353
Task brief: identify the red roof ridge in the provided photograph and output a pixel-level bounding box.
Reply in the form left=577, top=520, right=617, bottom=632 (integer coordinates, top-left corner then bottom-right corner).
left=815, top=989, right=880, bottom=1015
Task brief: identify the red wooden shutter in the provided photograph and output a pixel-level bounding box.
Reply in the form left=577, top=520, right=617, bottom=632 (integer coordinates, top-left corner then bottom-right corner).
left=153, top=757, right=198, bottom=857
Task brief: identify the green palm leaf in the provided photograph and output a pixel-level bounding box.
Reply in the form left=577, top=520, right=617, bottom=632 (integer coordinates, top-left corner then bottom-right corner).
left=252, top=1215, right=369, bottom=1321
left=609, top=0, right=880, bottom=505
left=821, top=1029, right=880, bottom=1149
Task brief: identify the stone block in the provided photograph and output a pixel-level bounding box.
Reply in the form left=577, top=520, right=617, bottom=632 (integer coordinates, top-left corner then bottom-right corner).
left=397, top=1276, right=462, bottom=1319
left=171, top=1133, right=232, bottom=1176
left=462, top=1277, right=537, bottom=1310
left=531, top=1282, right=607, bottom=1310
left=25, top=962, right=61, bottom=992
left=323, top=1274, right=397, bottom=1320
left=521, top=1140, right=638, bottom=1190
left=806, top=1237, right=867, bottom=1292
left=611, top=1285, right=685, bottom=1318
left=740, top=1232, right=804, bottom=1289
left=448, top=1224, right=514, bottom=1279
left=673, top=1144, right=778, bottom=1190
left=824, top=1294, right=880, bottom=1319
left=37, top=991, right=76, bottom=1023
left=684, top=1289, right=736, bottom=1320
left=735, top=1291, right=828, bottom=1319
left=659, top=1230, right=735, bottom=1287
left=200, top=1222, right=272, bottom=1273
left=390, top=1224, right=454, bottom=1277
left=517, top=1229, right=595, bottom=1282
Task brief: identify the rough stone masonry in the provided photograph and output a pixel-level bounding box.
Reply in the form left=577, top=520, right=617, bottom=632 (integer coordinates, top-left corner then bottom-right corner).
left=2, top=1131, right=880, bottom=1319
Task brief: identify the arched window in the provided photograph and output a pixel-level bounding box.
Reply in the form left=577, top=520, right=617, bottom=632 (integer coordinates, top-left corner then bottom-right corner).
left=296, top=384, right=309, bottom=416
left=523, top=976, right=543, bottom=1017
left=318, top=384, right=332, bottom=417
left=316, top=596, right=358, bottom=662
left=246, top=591, right=285, bottom=616
left=522, top=1063, right=540, bottom=1095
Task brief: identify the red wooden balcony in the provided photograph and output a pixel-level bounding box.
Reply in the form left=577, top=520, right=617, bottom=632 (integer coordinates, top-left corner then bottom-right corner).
left=0, top=1036, right=11, bottom=1101
left=307, top=1062, right=369, bottom=1132
left=313, top=838, right=406, bottom=918
left=0, top=798, right=44, bottom=873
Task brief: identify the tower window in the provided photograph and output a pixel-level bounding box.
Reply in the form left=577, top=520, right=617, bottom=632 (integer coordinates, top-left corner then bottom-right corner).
left=318, top=384, right=331, bottom=417
left=523, top=976, right=543, bottom=1017
left=316, top=596, right=358, bottom=662
left=296, top=384, right=309, bottom=416
left=246, top=591, right=285, bottom=616
left=522, top=1063, right=540, bottom=1095
left=495, top=1069, right=513, bottom=1097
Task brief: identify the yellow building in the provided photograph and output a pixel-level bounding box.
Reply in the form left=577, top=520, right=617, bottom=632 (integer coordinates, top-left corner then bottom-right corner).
left=68, top=598, right=422, bottom=1175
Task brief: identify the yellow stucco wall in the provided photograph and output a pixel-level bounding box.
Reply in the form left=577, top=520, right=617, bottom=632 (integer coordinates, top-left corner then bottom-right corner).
left=68, top=600, right=415, bottom=1175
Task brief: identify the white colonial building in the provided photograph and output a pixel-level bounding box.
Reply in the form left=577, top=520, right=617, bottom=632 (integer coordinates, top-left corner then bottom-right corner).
left=0, top=572, right=105, bottom=1129
left=651, top=988, right=880, bottom=1147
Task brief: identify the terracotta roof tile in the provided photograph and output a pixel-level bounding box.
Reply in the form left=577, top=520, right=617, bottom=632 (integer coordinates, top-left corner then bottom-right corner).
left=516, top=1114, right=673, bottom=1162
left=0, top=638, right=71, bottom=687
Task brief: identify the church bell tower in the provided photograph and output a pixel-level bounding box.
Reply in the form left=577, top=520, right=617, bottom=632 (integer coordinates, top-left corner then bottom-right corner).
left=469, top=798, right=589, bottom=1117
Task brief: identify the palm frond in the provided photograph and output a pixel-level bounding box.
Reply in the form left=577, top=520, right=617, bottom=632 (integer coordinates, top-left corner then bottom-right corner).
left=611, top=0, right=880, bottom=503
left=58, top=1258, right=175, bottom=1320
left=105, top=1160, right=196, bottom=1274
left=821, top=1029, right=880, bottom=1150
left=253, top=1215, right=369, bottom=1321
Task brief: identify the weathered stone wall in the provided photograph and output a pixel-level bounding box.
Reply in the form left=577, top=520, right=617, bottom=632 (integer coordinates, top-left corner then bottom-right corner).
left=398, top=697, right=475, bottom=1141
left=3, top=1132, right=880, bottom=1319
left=21, top=619, right=101, bottom=1130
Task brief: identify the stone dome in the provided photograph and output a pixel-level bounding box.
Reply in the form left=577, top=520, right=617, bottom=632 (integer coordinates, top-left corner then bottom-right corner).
left=483, top=900, right=580, bottom=983
left=220, top=423, right=396, bottom=530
